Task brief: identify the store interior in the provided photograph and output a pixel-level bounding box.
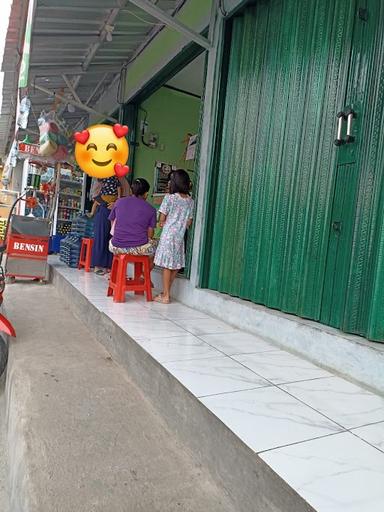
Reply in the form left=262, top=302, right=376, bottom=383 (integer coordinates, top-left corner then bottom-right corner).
left=132, top=52, right=205, bottom=211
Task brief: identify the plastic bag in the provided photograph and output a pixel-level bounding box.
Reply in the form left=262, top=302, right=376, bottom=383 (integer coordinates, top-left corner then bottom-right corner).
left=38, top=111, right=72, bottom=160
left=17, top=96, right=31, bottom=130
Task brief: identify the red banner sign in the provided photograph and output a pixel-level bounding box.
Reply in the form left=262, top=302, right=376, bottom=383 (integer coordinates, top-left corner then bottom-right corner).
left=7, top=236, right=49, bottom=260
left=17, top=142, right=40, bottom=156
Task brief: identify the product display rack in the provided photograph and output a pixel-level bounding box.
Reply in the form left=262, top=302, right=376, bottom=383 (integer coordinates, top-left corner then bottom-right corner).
left=54, top=165, right=85, bottom=237
left=0, top=189, right=19, bottom=240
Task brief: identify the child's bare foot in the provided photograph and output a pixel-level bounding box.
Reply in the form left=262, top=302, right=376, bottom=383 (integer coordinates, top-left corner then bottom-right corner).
left=154, top=294, right=170, bottom=304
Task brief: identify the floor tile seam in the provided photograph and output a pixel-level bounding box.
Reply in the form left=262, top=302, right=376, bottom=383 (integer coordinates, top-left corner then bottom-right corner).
left=349, top=418, right=384, bottom=430
left=223, top=348, right=281, bottom=356
left=275, top=386, right=384, bottom=431
left=273, top=376, right=337, bottom=386
left=214, top=351, right=333, bottom=390
left=107, top=316, right=169, bottom=324
left=193, top=333, right=280, bottom=359
left=170, top=317, right=239, bottom=337
left=273, top=384, right=355, bottom=432
left=135, top=334, right=205, bottom=343
left=192, top=335, right=261, bottom=360
left=155, top=352, right=231, bottom=364
left=193, top=359, right=345, bottom=432
left=227, top=355, right=335, bottom=389
left=197, top=384, right=273, bottom=399
left=256, top=430, right=347, bottom=456
left=348, top=429, right=384, bottom=455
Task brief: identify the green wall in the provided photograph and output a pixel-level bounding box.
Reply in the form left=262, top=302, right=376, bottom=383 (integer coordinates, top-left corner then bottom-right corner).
left=133, top=86, right=200, bottom=206
left=123, top=0, right=212, bottom=100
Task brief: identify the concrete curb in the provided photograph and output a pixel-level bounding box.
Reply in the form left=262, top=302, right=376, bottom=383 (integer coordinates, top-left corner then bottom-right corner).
left=51, top=265, right=315, bottom=512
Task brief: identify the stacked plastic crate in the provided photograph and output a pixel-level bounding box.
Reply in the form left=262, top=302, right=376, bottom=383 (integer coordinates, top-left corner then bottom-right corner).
left=59, top=215, right=94, bottom=268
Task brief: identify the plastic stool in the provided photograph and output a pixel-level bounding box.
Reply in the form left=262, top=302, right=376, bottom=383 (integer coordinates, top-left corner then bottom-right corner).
left=107, top=254, right=153, bottom=302
left=78, top=238, right=94, bottom=272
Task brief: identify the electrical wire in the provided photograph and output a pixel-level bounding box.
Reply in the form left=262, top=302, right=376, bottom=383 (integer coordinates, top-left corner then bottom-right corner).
left=139, top=107, right=151, bottom=148
left=117, top=65, right=127, bottom=105
left=124, top=9, right=162, bottom=26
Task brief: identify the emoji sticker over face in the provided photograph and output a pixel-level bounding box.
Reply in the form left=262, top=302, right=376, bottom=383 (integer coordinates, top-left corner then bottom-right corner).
left=74, top=124, right=130, bottom=179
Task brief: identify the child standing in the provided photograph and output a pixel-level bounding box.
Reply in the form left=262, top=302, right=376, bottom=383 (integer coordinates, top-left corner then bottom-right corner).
left=154, top=169, right=193, bottom=303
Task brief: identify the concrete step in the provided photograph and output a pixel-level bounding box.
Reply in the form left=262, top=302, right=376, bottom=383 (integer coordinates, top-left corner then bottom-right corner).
left=51, top=263, right=317, bottom=512
left=3, top=283, right=238, bottom=512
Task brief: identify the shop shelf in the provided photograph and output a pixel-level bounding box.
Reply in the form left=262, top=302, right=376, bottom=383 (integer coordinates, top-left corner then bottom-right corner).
left=58, top=206, right=81, bottom=210
left=60, top=192, right=82, bottom=198
left=60, top=179, right=83, bottom=187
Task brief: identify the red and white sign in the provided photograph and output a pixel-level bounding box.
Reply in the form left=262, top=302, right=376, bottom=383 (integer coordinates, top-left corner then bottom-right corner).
left=17, top=142, right=40, bottom=156
left=7, top=236, right=49, bottom=259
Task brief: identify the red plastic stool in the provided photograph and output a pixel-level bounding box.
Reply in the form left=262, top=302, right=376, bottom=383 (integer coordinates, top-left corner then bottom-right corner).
left=78, top=238, right=94, bottom=272
left=107, top=254, right=153, bottom=302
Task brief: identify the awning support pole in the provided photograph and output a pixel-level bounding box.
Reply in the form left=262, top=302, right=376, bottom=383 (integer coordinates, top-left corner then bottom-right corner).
left=127, top=0, right=212, bottom=50
left=32, top=84, right=118, bottom=124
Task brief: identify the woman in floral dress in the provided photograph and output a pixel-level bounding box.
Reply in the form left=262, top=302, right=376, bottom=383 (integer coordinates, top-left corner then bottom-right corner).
left=154, top=169, right=194, bottom=303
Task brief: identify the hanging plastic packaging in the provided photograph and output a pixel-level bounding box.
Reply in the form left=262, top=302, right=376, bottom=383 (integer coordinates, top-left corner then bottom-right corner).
left=38, top=111, right=71, bottom=160
left=17, top=96, right=31, bottom=130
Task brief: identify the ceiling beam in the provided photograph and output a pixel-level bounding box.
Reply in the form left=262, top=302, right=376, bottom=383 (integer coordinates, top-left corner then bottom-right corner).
left=59, top=0, right=129, bottom=119
left=85, top=73, right=110, bottom=106
left=33, top=29, right=100, bottom=36
left=31, top=84, right=118, bottom=124
left=62, top=74, right=82, bottom=103
left=38, top=6, right=107, bottom=13
left=30, top=65, right=121, bottom=74
left=35, top=17, right=102, bottom=25
left=127, top=0, right=212, bottom=50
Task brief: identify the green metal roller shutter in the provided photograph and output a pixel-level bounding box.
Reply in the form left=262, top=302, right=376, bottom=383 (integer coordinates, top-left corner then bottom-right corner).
left=204, top=0, right=384, bottom=341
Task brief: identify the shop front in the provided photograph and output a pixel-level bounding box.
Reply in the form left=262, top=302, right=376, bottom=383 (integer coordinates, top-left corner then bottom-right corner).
left=5, top=0, right=382, bottom=344
left=127, top=52, right=205, bottom=275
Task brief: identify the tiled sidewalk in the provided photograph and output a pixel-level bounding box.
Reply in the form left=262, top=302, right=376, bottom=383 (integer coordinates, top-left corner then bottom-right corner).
left=53, top=259, right=384, bottom=512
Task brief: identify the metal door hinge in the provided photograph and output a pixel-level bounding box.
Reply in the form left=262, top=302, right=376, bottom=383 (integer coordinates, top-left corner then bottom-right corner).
left=358, top=8, right=368, bottom=21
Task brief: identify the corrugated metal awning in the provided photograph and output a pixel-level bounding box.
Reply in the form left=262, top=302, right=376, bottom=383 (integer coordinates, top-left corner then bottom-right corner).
left=1, top=0, right=187, bottom=158
left=26, top=0, right=184, bottom=136
left=0, top=0, right=28, bottom=159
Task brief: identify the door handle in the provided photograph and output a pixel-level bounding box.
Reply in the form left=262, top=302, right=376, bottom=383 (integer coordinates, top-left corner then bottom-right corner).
left=346, top=109, right=356, bottom=143
left=332, top=221, right=342, bottom=233
left=334, top=112, right=346, bottom=146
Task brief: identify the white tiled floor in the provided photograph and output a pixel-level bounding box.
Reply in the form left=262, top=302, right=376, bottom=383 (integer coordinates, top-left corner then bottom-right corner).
left=199, top=331, right=276, bottom=356
left=280, top=377, right=384, bottom=429
left=352, top=422, right=384, bottom=452
left=135, top=335, right=220, bottom=363
left=164, top=355, right=269, bottom=397
left=173, top=317, right=238, bottom=336
left=260, top=432, right=384, bottom=512
left=201, top=387, right=342, bottom=452
left=233, top=350, right=332, bottom=384
left=52, top=259, right=384, bottom=512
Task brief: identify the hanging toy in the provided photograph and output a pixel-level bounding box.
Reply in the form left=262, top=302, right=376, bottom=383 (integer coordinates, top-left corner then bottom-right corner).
left=74, top=124, right=130, bottom=179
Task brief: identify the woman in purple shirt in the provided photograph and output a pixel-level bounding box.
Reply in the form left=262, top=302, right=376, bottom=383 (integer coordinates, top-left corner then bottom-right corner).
left=108, top=178, right=157, bottom=267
